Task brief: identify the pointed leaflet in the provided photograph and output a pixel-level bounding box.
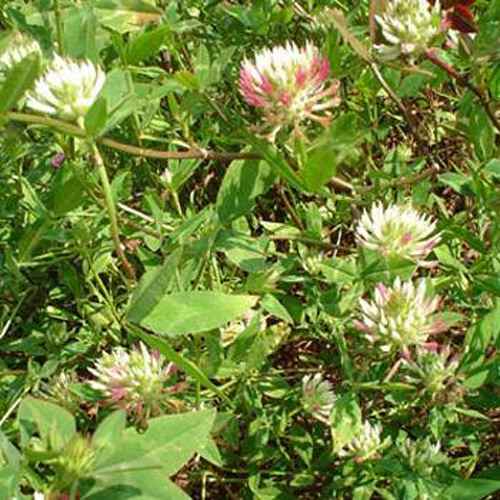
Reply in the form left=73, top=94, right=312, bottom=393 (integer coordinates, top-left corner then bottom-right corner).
left=136, top=291, right=258, bottom=336
left=0, top=53, right=40, bottom=113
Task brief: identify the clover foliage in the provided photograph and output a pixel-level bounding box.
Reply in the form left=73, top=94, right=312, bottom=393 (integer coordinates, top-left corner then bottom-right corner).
left=0, top=0, right=499, bottom=498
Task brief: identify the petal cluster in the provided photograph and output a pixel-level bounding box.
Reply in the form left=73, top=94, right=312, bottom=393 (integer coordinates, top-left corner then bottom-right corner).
left=239, top=42, right=340, bottom=134
left=338, top=421, right=390, bottom=461
left=356, top=202, right=440, bottom=261
left=26, top=55, right=105, bottom=122
left=375, top=0, right=442, bottom=60
left=355, top=278, right=445, bottom=353
left=398, top=437, right=447, bottom=476
left=403, top=344, right=460, bottom=396
left=0, top=32, right=41, bottom=73
left=302, top=373, right=336, bottom=423
left=89, top=343, right=177, bottom=421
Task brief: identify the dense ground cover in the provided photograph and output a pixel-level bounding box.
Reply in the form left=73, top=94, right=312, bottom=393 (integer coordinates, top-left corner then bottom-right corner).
left=0, top=0, right=499, bottom=498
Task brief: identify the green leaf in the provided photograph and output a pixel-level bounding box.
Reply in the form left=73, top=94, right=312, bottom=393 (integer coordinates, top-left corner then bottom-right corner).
left=94, top=409, right=216, bottom=475
left=125, top=25, right=170, bottom=64
left=444, top=478, right=500, bottom=500
left=302, top=113, right=363, bottom=192
left=216, top=158, right=275, bottom=224
left=94, top=0, right=162, bottom=34
left=0, top=53, right=40, bottom=113
left=216, top=230, right=268, bottom=273
left=483, top=159, right=500, bottom=178
left=17, top=397, right=76, bottom=451
left=81, top=472, right=190, bottom=500
left=126, top=248, right=183, bottom=324
left=48, top=168, right=87, bottom=216
left=261, top=294, right=293, bottom=323
left=199, top=438, right=223, bottom=467
left=136, top=291, right=258, bottom=336
left=85, top=96, right=108, bottom=137
left=461, top=304, right=500, bottom=376
left=64, top=5, right=98, bottom=61
left=92, top=410, right=127, bottom=450
left=468, top=105, right=494, bottom=161
left=331, top=393, right=362, bottom=454
left=0, top=465, right=20, bottom=499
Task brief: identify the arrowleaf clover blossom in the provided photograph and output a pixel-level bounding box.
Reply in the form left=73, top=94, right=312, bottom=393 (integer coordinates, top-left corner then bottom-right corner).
left=355, top=278, right=446, bottom=353
left=89, top=342, right=180, bottom=422
left=26, top=55, right=105, bottom=123
left=0, top=32, right=41, bottom=73
left=403, top=344, right=461, bottom=397
left=239, top=41, right=340, bottom=138
left=398, top=437, right=447, bottom=476
left=338, top=420, right=391, bottom=462
left=375, top=0, right=442, bottom=60
left=356, top=202, right=441, bottom=262
left=302, top=373, right=336, bottom=423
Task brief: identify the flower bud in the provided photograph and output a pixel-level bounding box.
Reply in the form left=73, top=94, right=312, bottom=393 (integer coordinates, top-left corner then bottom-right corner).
left=302, top=373, right=336, bottom=423
left=403, top=344, right=460, bottom=397
left=338, top=420, right=391, bottom=461
left=0, top=32, right=41, bottom=74
left=56, top=435, right=95, bottom=487
left=398, top=437, right=447, bottom=476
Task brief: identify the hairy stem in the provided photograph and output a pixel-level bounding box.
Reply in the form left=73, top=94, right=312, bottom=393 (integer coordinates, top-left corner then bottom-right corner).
left=91, top=144, right=136, bottom=281
left=5, top=112, right=259, bottom=161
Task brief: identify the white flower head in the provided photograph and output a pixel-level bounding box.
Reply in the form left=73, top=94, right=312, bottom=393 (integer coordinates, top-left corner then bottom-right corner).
left=356, top=202, right=441, bottom=262
left=239, top=41, right=340, bottom=137
left=26, top=55, right=105, bottom=122
left=339, top=420, right=391, bottom=461
left=355, top=278, right=446, bottom=353
left=0, top=32, right=41, bottom=73
left=375, top=0, right=442, bottom=60
left=89, top=342, right=179, bottom=421
left=302, top=373, right=336, bottom=423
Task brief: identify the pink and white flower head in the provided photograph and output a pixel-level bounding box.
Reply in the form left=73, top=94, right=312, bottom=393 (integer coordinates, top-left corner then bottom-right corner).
left=356, top=202, right=441, bottom=262
left=355, top=278, right=446, bottom=353
left=89, top=342, right=179, bottom=422
left=26, top=55, right=105, bottom=123
left=239, top=41, right=340, bottom=138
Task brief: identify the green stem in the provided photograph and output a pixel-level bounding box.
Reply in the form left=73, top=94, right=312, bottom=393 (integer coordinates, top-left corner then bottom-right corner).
left=4, top=111, right=259, bottom=161
left=91, top=143, right=136, bottom=281
left=53, top=0, right=65, bottom=55
left=278, top=184, right=304, bottom=231
left=170, top=189, right=184, bottom=218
